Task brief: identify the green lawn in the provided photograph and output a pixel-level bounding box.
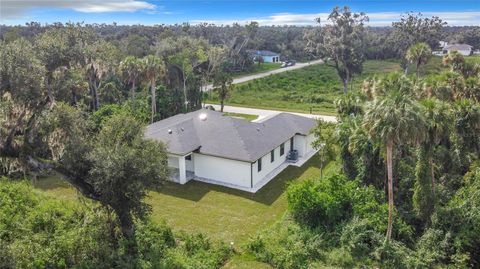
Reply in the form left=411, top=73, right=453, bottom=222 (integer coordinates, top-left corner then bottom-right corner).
left=223, top=112, right=258, bottom=121
left=208, top=60, right=401, bottom=115
left=33, top=155, right=337, bottom=246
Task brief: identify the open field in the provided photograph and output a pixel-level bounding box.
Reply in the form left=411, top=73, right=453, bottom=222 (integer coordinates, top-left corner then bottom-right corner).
left=207, top=60, right=401, bottom=115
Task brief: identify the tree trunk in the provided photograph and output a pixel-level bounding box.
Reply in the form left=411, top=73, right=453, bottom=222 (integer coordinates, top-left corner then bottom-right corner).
left=45, top=74, right=55, bottom=104
left=94, top=82, right=100, bottom=110
left=320, top=158, right=324, bottom=179
left=131, top=80, right=136, bottom=100
left=150, top=80, right=157, bottom=123
left=183, top=70, right=188, bottom=111
left=429, top=157, right=435, bottom=200
left=113, top=207, right=136, bottom=255
left=342, top=78, right=348, bottom=94
left=416, top=61, right=420, bottom=79
left=386, top=140, right=394, bottom=240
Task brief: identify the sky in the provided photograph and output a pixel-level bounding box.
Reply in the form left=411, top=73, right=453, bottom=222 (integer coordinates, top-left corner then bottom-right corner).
left=1, top=0, right=480, bottom=26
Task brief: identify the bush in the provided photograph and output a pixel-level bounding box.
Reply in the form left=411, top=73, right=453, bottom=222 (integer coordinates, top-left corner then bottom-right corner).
left=373, top=240, right=414, bottom=269
left=246, top=219, right=324, bottom=269
left=340, top=217, right=384, bottom=258
left=286, top=174, right=354, bottom=229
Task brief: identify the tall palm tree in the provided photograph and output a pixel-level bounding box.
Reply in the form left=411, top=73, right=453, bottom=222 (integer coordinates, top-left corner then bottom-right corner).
left=142, top=55, right=164, bottom=123
left=119, top=56, right=143, bottom=101
left=406, top=42, right=432, bottom=79
left=363, top=91, right=425, bottom=240
left=414, top=99, right=451, bottom=223
left=212, top=71, right=233, bottom=112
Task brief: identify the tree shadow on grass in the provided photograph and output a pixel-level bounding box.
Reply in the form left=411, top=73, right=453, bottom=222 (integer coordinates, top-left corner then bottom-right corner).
left=151, top=155, right=320, bottom=206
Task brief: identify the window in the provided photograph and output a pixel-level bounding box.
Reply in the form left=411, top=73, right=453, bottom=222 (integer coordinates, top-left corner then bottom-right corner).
left=280, top=143, right=285, bottom=156
left=185, top=154, right=192, bottom=161
left=271, top=150, right=275, bottom=163
left=258, top=158, right=262, bottom=172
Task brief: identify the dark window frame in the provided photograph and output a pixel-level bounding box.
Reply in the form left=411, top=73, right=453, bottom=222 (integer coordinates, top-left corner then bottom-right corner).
left=280, top=143, right=285, bottom=156
left=185, top=154, right=192, bottom=161
left=271, top=150, right=275, bottom=163
left=258, top=158, right=262, bottom=172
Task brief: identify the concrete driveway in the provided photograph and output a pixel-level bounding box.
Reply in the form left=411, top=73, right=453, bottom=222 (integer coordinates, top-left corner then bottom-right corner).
left=203, top=59, right=323, bottom=91
left=207, top=104, right=337, bottom=123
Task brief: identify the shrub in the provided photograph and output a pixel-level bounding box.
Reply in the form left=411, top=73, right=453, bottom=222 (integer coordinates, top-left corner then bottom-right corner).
left=340, top=217, right=384, bottom=258
left=286, top=174, right=354, bottom=229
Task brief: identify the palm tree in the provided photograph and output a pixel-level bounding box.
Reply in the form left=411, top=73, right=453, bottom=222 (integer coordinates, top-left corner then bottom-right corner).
left=119, top=56, right=143, bottom=101
left=142, top=55, right=164, bottom=123
left=406, top=43, right=432, bottom=79
left=442, top=50, right=465, bottom=73
left=363, top=91, right=425, bottom=240
left=212, top=71, right=233, bottom=112
left=414, top=99, right=451, bottom=223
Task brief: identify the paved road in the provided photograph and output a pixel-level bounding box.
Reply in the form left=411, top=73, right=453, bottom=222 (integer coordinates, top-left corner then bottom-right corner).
left=207, top=104, right=337, bottom=123
left=203, top=59, right=323, bottom=91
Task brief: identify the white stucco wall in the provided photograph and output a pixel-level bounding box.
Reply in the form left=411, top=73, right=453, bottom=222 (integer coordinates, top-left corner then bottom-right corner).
left=252, top=139, right=292, bottom=186
left=305, top=133, right=316, bottom=155
left=167, top=154, right=179, bottom=168
left=261, top=55, right=280, bottom=63
left=185, top=154, right=194, bottom=172
left=293, top=133, right=316, bottom=157
left=446, top=49, right=471, bottom=56
left=193, top=153, right=252, bottom=188
left=294, top=135, right=306, bottom=157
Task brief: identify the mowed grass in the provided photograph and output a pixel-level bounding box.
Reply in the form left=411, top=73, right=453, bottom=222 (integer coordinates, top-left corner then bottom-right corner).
left=223, top=112, right=258, bottom=121
left=208, top=60, right=401, bottom=115
left=33, top=155, right=336, bottom=246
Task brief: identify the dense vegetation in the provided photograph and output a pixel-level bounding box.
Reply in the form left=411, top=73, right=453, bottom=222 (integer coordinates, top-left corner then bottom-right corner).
left=246, top=52, right=480, bottom=268
left=0, top=179, right=231, bottom=268
left=1, top=6, right=479, bottom=268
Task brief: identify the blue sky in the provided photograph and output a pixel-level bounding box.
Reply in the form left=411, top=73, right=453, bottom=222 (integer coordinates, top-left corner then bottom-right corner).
left=1, top=0, right=480, bottom=26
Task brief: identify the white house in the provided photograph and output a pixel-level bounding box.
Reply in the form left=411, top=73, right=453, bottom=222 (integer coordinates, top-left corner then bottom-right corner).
left=248, top=50, right=281, bottom=63
left=145, top=109, right=318, bottom=192
left=441, top=43, right=473, bottom=56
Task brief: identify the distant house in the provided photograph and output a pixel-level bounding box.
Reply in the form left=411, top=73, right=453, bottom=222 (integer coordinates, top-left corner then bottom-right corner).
left=145, top=109, right=318, bottom=192
left=248, top=50, right=281, bottom=63
left=440, top=42, right=473, bottom=56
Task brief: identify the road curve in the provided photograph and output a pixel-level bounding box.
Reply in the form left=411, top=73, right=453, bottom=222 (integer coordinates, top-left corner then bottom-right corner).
left=203, top=59, right=323, bottom=91
left=206, top=104, right=337, bottom=123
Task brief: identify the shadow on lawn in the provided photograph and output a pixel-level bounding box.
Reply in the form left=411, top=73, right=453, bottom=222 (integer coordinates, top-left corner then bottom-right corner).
left=151, top=155, right=319, bottom=206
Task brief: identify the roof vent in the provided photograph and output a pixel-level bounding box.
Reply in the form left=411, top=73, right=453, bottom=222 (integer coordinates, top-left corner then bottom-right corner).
left=256, top=127, right=260, bottom=132
left=181, top=127, right=184, bottom=131
left=168, top=129, right=172, bottom=134
left=199, top=113, right=207, bottom=121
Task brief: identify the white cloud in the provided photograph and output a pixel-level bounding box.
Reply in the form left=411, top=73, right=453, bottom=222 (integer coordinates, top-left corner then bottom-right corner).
left=191, top=11, right=480, bottom=26
left=0, top=0, right=156, bottom=20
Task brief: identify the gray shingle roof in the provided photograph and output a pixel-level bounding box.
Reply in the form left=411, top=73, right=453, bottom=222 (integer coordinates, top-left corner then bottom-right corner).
left=145, top=109, right=316, bottom=162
